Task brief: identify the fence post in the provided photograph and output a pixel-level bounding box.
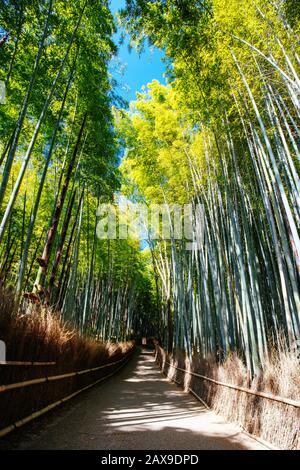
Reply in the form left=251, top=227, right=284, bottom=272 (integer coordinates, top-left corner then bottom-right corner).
left=0, top=340, right=6, bottom=362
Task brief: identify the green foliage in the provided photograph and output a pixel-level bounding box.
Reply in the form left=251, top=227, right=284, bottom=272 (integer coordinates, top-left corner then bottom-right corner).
left=0, top=0, right=150, bottom=341
left=284, top=0, right=300, bottom=28
left=118, top=0, right=300, bottom=371
left=116, top=80, right=209, bottom=203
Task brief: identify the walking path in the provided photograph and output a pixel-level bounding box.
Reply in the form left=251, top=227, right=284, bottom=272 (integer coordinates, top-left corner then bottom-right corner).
left=0, top=350, right=267, bottom=450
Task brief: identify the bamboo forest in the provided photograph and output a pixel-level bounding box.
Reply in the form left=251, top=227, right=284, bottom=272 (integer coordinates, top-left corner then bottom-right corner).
left=0, top=0, right=299, bottom=452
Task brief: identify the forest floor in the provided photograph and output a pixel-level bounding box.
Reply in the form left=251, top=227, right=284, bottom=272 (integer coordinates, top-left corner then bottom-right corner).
left=0, top=349, right=268, bottom=450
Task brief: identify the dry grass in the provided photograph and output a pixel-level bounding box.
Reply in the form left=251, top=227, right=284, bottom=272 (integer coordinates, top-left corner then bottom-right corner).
left=0, top=287, right=135, bottom=430
left=156, top=343, right=300, bottom=450
left=0, top=287, right=133, bottom=368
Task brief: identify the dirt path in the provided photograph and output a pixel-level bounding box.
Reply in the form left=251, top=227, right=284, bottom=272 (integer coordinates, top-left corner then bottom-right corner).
left=0, top=350, right=267, bottom=450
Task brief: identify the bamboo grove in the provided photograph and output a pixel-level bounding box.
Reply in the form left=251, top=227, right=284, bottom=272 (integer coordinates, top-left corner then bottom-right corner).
left=0, top=0, right=155, bottom=341
left=118, top=0, right=300, bottom=374
left=1, top=0, right=300, bottom=376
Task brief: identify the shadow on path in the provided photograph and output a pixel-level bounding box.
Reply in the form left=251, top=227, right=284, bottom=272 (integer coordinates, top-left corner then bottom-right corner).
left=0, top=350, right=266, bottom=450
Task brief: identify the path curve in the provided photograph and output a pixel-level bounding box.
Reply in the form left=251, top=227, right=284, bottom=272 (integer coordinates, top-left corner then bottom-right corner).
left=0, top=350, right=267, bottom=450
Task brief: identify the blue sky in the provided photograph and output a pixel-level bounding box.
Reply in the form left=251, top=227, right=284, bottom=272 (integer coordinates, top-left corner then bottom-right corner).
left=109, top=0, right=166, bottom=104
